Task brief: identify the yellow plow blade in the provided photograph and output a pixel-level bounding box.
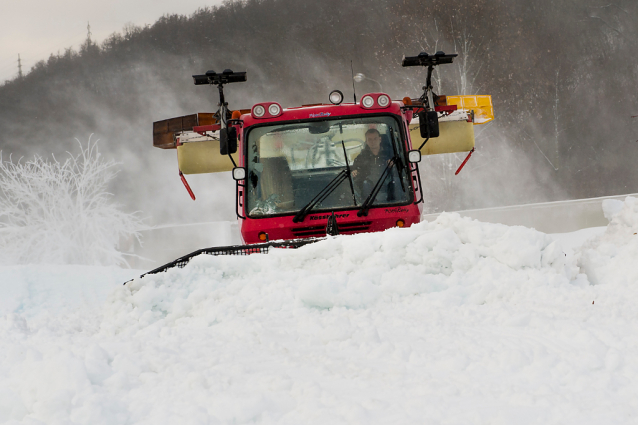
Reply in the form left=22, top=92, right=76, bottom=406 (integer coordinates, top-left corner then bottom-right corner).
left=177, top=140, right=238, bottom=174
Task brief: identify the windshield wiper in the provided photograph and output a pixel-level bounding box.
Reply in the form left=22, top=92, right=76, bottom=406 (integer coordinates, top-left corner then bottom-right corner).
left=389, top=127, right=406, bottom=193
left=340, top=140, right=358, bottom=207
left=357, top=156, right=398, bottom=217
left=293, top=169, right=350, bottom=223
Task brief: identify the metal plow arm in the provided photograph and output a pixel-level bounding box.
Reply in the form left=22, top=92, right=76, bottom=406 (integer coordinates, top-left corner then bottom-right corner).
left=124, top=238, right=324, bottom=285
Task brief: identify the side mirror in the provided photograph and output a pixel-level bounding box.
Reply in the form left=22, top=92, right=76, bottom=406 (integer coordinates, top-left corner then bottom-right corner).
left=220, top=127, right=238, bottom=155
left=418, top=111, right=439, bottom=139
left=232, top=167, right=246, bottom=180
left=408, top=150, right=421, bottom=163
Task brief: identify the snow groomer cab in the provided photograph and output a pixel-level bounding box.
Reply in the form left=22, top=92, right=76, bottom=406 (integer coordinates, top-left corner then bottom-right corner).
left=151, top=52, right=494, bottom=245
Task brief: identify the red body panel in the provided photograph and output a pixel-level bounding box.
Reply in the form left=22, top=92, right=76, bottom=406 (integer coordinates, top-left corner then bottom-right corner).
left=241, top=204, right=421, bottom=244
left=233, top=99, right=424, bottom=244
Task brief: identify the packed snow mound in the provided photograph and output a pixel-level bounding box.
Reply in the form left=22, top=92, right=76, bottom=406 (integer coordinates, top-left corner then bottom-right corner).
left=579, top=196, right=638, bottom=285
left=106, top=213, right=580, bottom=332
left=3, top=212, right=638, bottom=424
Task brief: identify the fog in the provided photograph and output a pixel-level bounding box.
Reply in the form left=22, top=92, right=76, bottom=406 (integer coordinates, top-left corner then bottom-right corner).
left=1, top=0, right=636, bottom=227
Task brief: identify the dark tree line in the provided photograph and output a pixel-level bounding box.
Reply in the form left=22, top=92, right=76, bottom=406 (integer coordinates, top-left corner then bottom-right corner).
left=0, top=0, right=636, bottom=219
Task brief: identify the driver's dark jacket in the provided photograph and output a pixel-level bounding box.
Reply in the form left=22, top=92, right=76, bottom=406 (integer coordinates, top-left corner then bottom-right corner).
left=351, top=144, right=393, bottom=186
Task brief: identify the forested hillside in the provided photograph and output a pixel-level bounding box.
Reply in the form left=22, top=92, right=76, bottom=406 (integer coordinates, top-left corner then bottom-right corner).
left=1, top=0, right=636, bottom=221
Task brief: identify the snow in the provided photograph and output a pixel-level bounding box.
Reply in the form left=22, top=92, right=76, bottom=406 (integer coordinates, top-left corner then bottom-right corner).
left=1, top=197, right=638, bottom=424
left=579, top=196, right=638, bottom=287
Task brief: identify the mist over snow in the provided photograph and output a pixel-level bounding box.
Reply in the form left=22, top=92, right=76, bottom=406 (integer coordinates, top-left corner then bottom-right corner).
left=1, top=0, right=637, bottom=225
left=2, top=198, right=638, bottom=424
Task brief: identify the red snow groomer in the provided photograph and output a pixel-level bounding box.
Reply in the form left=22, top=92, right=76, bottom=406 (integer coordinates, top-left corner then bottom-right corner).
left=140, top=52, right=494, bottom=278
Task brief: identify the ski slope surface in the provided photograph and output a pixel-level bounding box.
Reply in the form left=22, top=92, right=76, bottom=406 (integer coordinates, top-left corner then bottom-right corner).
left=1, top=197, right=638, bottom=424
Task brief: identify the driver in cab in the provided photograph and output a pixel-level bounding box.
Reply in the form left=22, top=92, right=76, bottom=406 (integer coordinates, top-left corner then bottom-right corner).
left=351, top=128, right=395, bottom=200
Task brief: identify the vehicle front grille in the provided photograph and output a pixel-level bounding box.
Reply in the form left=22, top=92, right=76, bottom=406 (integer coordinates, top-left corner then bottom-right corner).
left=291, top=221, right=372, bottom=237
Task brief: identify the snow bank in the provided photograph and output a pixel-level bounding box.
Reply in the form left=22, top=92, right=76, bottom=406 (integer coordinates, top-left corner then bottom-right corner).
left=106, top=213, right=577, bottom=324
left=2, top=212, right=638, bottom=424
left=0, top=265, right=137, bottom=321
left=579, top=196, right=638, bottom=286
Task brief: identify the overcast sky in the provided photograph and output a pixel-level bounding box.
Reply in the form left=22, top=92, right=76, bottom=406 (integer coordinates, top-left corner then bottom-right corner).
left=0, top=0, right=224, bottom=83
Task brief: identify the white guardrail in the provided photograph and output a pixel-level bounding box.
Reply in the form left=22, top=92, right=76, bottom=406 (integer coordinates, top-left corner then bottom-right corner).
left=127, top=193, right=637, bottom=270
left=423, top=193, right=637, bottom=234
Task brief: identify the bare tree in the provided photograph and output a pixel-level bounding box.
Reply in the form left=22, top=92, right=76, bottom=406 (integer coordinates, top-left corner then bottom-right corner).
left=0, top=138, right=144, bottom=266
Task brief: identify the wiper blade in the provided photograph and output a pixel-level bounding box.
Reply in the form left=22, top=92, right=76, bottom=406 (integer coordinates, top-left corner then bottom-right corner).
left=293, top=169, right=350, bottom=223
left=340, top=140, right=357, bottom=207
left=389, top=127, right=406, bottom=193
left=357, top=157, right=397, bottom=217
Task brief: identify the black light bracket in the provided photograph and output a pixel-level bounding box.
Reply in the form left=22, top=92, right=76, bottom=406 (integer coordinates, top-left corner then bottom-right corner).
left=402, top=51, right=457, bottom=112
left=402, top=52, right=457, bottom=148
left=192, top=69, right=247, bottom=131
left=400, top=53, right=457, bottom=202
left=192, top=69, right=246, bottom=158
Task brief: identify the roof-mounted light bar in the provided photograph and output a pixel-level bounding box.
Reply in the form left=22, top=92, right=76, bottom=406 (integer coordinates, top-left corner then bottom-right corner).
left=193, top=69, right=247, bottom=86
left=402, top=51, right=457, bottom=68
left=251, top=102, right=283, bottom=119
left=360, top=93, right=392, bottom=109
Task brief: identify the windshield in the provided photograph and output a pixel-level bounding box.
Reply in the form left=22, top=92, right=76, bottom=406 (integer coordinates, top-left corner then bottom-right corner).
left=246, top=115, right=411, bottom=217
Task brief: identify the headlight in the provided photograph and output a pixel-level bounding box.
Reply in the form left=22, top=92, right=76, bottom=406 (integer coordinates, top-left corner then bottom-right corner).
left=377, top=94, right=390, bottom=107
left=329, top=90, right=344, bottom=105
left=362, top=95, right=374, bottom=108
left=268, top=103, right=281, bottom=116
left=253, top=105, right=265, bottom=117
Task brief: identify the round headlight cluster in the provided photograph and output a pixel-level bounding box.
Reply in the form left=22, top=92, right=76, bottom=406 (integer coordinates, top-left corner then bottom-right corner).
left=253, top=105, right=265, bottom=117
left=362, top=95, right=375, bottom=108
left=252, top=103, right=283, bottom=119
left=268, top=104, right=281, bottom=116
left=360, top=93, right=392, bottom=109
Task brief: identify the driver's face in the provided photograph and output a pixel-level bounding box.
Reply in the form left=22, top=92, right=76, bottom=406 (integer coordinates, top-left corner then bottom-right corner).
left=366, top=132, right=381, bottom=149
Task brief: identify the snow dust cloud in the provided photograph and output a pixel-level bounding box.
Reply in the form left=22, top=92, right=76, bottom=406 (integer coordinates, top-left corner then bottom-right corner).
left=2, top=0, right=637, bottom=230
